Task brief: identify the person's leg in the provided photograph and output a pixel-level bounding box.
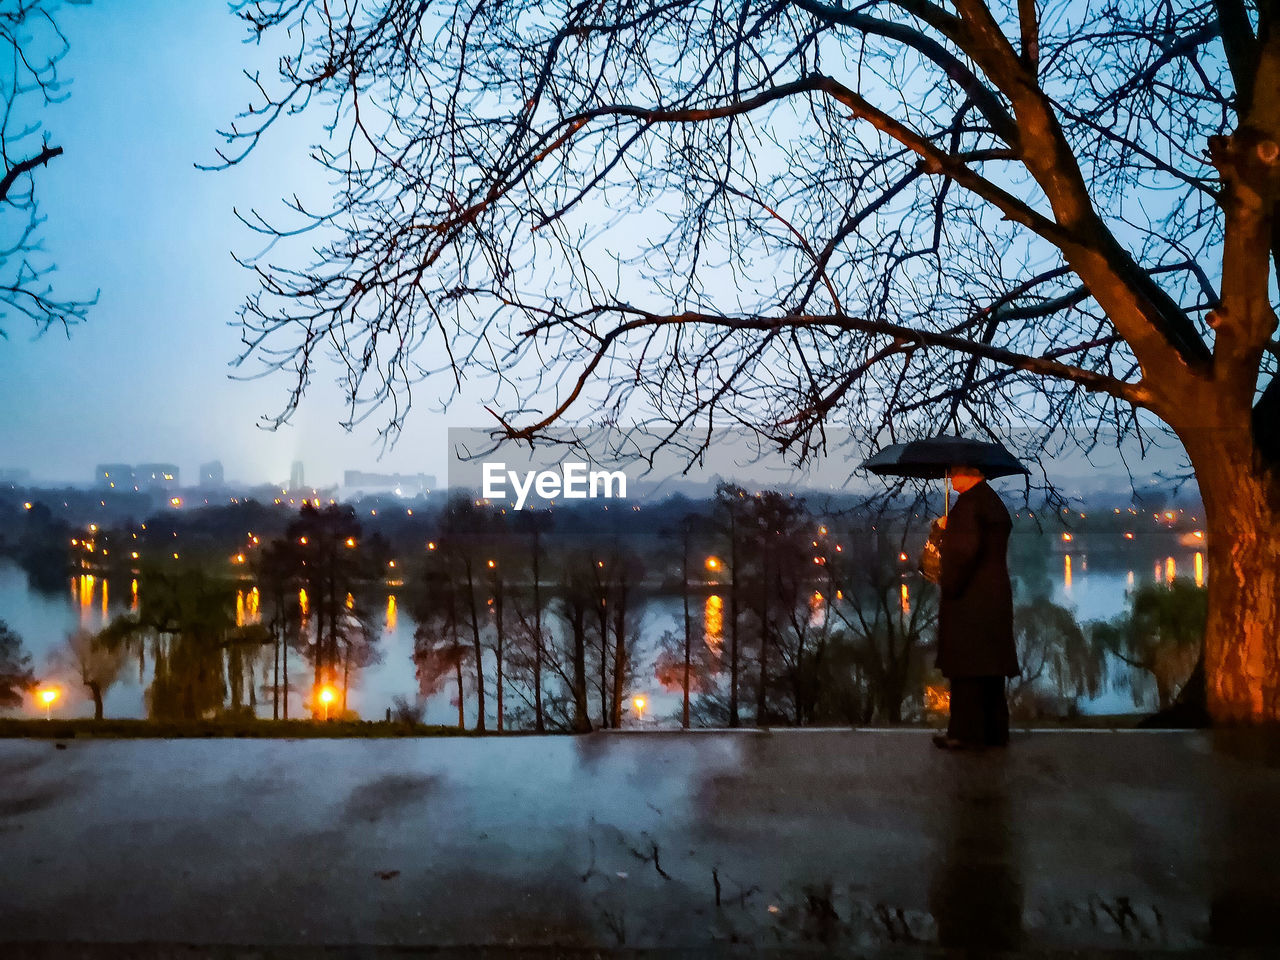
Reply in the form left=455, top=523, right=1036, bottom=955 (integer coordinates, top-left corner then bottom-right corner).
left=947, top=678, right=984, bottom=745
left=981, top=676, right=1010, bottom=746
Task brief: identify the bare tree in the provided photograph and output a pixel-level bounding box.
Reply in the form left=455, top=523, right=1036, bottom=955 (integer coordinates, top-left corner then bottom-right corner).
left=1, top=0, right=94, bottom=339
left=223, top=1, right=1280, bottom=722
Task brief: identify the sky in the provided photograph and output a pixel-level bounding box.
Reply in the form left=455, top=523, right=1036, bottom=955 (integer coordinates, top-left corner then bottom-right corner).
left=0, top=0, right=480, bottom=488
left=0, top=1, right=1187, bottom=495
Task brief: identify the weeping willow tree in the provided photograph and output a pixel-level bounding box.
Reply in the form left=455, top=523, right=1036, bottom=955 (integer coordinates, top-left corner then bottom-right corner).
left=219, top=1, right=1280, bottom=722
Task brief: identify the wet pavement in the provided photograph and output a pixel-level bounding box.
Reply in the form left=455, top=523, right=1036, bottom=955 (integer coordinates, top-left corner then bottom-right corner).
left=2, top=729, right=1280, bottom=956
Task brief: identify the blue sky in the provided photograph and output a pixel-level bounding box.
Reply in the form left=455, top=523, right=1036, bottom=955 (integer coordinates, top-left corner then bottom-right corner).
left=0, top=0, right=472, bottom=487
left=0, top=1, right=1186, bottom=495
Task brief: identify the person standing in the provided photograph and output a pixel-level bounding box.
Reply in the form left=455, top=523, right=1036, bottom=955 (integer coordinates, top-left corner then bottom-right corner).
left=933, top=465, right=1018, bottom=749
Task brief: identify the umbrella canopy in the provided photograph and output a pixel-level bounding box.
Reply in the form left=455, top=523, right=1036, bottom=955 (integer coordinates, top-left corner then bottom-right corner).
left=860, top=436, right=1029, bottom=480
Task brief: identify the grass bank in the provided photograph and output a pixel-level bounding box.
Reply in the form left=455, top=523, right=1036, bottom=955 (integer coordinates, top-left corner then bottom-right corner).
left=0, top=718, right=505, bottom=739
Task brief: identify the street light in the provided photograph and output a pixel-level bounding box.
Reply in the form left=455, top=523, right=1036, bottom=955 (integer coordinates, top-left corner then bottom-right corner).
left=633, top=695, right=646, bottom=721
left=705, top=556, right=720, bottom=572
left=37, top=687, right=59, bottom=720
left=318, top=685, right=336, bottom=721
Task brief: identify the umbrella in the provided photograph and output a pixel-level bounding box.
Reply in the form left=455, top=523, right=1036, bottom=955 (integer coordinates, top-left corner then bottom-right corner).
left=860, top=436, right=1029, bottom=480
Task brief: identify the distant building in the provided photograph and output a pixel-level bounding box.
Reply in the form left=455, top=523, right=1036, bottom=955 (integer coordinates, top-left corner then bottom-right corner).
left=198, top=460, right=225, bottom=488
left=0, top=468, right=31, bottom=485
left=96, top=464, right=135, bottom=490
left=136, top=463, right=180, bottom=491
left=290, top=461, right=306, bottom=490
left=343, top=471, right=435, bottom=495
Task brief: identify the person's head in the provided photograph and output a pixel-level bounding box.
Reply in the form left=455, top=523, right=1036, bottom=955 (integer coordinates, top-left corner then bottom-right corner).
left=947, top=464, right=986, bottom=493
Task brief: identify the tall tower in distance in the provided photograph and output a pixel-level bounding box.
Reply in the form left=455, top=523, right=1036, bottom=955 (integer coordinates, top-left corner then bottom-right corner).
left=289, top=460, right=305, bottom=490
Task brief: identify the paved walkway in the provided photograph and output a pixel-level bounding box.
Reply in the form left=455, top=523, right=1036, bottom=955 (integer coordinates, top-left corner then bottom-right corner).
left=3, top=730, right=1280, bottom=955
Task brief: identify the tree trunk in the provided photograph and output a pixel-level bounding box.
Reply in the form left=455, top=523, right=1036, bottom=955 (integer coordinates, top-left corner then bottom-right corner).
left=610, top=580, right=628, bottom=728
left=532, top=531, right=545, bottom=733
left=728, top=514, right=740, bottom=728
left=281, top=609, right=289, bottom=720
left=756, top=546, right=771, bottom=727
left=455, top=652, right=465, bottom=729
left=88, top=681, right=103, bottom=720
left=681, top=529, right=692, bottom=730
left=464, top=560, right=486, bottom=731
left=272, top=619, right=280, bottom=721
left=569, top=597, right=592, bottom=733
left=494, top=572, right=505, bottom=733
left=1189, top=437, right=1280, bottom=722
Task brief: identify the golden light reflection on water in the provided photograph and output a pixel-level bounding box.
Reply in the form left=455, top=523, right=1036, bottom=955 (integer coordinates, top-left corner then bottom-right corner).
left=299, top=587, right=309, bottom=616
left=1194, top=551, right=1204, bottom=588
left=705, top=594, right=723, bottom=649
left=101, top=578, right=108, bottom=624
left=900, top=582, right=910, bottom=616
left=79, top=574, right=94, bottom=626
left=130, top=578, right=138, bottom=612
left=236, top=591, right=245, bottom=627
left=1165, top=556, right=1176, bottom=584
left=1063, top=555, right=1072, bottom=592
left=386, top=594, right=398, bottom=633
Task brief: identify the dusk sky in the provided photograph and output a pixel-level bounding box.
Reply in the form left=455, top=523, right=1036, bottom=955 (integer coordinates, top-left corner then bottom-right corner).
left=0, top=1, right=1183, bottom=494
left=0, top=0, right=480, bottom=487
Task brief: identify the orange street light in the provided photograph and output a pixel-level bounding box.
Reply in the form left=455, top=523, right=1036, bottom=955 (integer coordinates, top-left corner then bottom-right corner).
left=427, top=541, right=437, bottom=551
left=705, top=556, right=721, bottom=572
left=346, top=537, right=357, bottom=548
left=318, top=685, right=337, bottom=721
left=633, top=695, right=646, bottom=720
left=37, top=687, right=59, bottom=720
left=487, top=559, right=497, bottom=569
left=1062, top=532, right=1073, bottom=542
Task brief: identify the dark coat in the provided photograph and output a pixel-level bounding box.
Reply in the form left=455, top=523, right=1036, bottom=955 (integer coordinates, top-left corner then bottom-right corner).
left=936, top=480, right=1018, bottom=678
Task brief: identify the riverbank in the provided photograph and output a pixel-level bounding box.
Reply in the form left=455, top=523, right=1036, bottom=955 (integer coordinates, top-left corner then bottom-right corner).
left=0, top=714, right=1153, bottom=738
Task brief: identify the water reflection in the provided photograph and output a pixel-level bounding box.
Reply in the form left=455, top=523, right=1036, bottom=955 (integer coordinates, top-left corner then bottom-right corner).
left=704, top=594, right=723, bottom=650
left=929, top=761, right=1023, bottom=950
left=1195, top=551, right=1205, bottom=588
left=386, top=594, right=398, bottom=633
left=1063, top=555, right=1072, bottom=592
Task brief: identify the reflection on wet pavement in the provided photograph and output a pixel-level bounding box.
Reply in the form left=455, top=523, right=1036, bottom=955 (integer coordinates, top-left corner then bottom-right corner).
left=2, top=730, right=1280, bottom=951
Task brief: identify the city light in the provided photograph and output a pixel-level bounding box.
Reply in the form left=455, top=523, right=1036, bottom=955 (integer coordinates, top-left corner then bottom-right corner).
left=37, top=687, right=59, bottom=720
left=318, top=685, right=337, bottom=720
left=1062, top=532, right=1073, bottom=542
left=170, top=497, right=182, bottom=507
left=488, top=559, right=497, bottom=569
left=346, top=537, right=357, bottom=548
left=633, top=695, right=646, bottom=720
left=427, top=541, right=437, bottom=551
left=705, top=556, right=721, bottom=571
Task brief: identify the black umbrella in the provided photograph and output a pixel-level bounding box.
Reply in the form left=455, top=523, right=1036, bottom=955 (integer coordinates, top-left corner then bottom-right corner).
left=860, top=436, right=1029, bottom=481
